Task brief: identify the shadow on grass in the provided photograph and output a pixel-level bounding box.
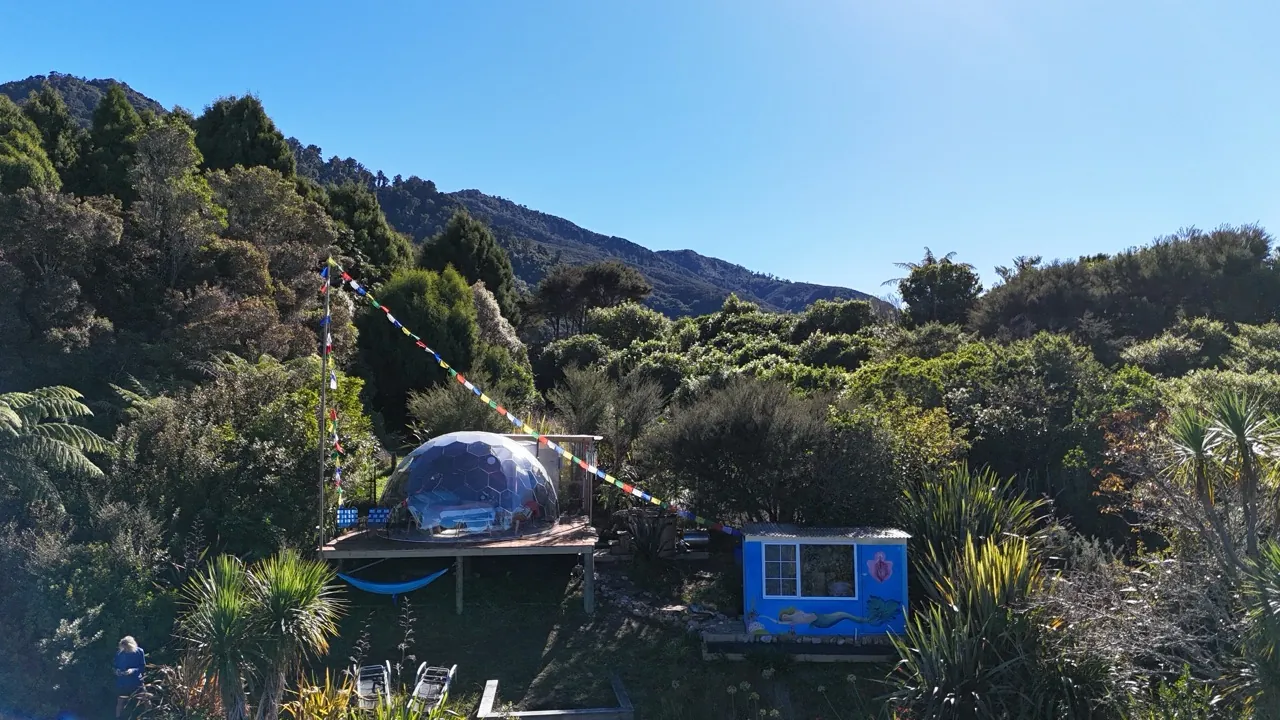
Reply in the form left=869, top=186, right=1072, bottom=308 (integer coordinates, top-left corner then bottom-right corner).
left=314, top=554, right=898, bottom=719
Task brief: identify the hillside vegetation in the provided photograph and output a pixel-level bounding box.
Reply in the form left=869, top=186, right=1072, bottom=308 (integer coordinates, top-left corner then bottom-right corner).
left=4, top=74, right=1280, bottom=719
left=4, top=74, right=880, bottom=317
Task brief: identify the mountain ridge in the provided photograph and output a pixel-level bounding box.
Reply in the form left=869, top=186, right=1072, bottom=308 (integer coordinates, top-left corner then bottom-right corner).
left=0, top=72, right=879, bottom=317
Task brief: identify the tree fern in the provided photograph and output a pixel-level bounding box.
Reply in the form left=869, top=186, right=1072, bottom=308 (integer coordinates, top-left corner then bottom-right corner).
left=0, top=386, right=111, bottom=497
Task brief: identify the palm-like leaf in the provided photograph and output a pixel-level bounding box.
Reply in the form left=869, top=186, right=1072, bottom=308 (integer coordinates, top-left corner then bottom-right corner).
left=1233, top=542, right=1280, bottom=714
left=179, top=555, right=258, bottom=720
left=901, top=462, right=1046, bottom=563
left=890, top=534, right=1046, bottom=718
left=250, top=549, right=345, bottom=720
left=3, top=435, right=107, bottom=478
left=1163, top=405, right=1242, bottom=570
left=0, top=386, right=110, bottom=499
left=1209, top=391, right=1280, bottom=558
left=1166, top=405, right=1220, bottom=502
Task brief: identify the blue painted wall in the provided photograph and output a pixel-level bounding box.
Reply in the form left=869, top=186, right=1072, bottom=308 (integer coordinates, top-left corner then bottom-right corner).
left=742, top=539, right=907, bottom=637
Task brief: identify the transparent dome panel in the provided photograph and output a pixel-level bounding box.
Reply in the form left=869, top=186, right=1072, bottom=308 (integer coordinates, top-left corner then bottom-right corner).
left=379, top=431, right=560, bottom=542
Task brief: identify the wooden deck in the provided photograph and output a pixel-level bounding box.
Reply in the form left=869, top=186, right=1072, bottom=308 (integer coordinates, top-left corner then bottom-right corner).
left=319, top=517, right=599, bottom=560
left=321, top=517, right=601, bottom=615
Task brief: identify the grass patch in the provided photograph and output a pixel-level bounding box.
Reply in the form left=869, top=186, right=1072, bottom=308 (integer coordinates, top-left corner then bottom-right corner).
left=316, top=555, right=896, bottom=719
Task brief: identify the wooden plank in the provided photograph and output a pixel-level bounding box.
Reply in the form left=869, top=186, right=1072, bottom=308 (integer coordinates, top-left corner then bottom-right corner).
left=582, top=551, right=595, bottom=615
left=610, top=675, right=633, bottom=713
left=319, top=544, right=595, bottom=559
left=478, top=680, right=499, bottom=715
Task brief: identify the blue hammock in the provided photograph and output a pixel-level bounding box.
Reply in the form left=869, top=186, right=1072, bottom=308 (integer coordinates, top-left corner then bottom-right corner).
left=338, top=567, right=450, bottom=595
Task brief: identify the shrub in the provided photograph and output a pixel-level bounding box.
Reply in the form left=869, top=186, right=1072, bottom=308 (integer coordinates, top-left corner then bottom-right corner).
left=796, top=332, right=874, bottom=371
left=585, top=302, right=670, bottom=350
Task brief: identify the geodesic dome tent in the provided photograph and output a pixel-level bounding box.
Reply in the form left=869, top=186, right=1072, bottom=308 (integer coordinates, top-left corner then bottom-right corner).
left=379, top=431, right=559, bottom=541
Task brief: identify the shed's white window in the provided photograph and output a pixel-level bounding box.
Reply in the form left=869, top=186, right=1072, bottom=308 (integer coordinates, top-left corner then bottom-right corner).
left=762, top=542, right=857, bottom=599
left=763, top=543, right=798, bottom=597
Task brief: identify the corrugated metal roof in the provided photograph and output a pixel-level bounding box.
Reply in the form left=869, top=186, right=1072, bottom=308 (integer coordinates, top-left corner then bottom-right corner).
left=741, top=523, right=911, bottom=540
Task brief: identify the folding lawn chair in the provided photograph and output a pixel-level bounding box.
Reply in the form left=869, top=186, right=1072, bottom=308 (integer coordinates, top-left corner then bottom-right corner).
left=352, top=661, right=391, bottom=710
left=409, top=663, right=456, bottom=712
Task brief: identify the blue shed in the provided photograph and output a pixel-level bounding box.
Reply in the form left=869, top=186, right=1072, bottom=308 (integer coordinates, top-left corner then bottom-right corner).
left=741, top=524, right=909, bottom=638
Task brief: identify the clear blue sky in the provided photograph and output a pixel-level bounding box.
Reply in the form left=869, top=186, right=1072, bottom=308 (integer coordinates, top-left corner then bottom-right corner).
left=4, top=0, right=1278, bottom=297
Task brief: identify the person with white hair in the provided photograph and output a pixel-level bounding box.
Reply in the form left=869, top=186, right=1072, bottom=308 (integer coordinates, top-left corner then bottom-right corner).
left=113, top=636, right=145, bottom=718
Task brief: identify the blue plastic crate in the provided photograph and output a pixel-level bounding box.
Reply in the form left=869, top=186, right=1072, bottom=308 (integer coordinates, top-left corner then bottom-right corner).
left=336, top=507, right=358, bottom=528
left=367, top=507, right=391, bottom=527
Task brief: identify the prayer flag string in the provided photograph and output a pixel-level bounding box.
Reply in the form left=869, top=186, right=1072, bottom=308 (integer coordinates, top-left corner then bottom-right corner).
left=322, top=261, right=740, bottom=537
left=321, top=262, right=344, bottom=507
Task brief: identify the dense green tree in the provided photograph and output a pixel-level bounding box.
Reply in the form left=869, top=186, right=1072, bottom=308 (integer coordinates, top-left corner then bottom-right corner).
left=193, top=95, right=296, bottom=177
left=0, top=95, right=59, bottom=192
left=892, top=248, right=983, bottom=327
left=585, top=302, right=670, bottom=350
left=0, top=500, right=167, bottom=716
left=533, top=334, right=611, bottom=392
left=472, top=280, right=525, bottom=361
left=530, top=261, right=651, bottom=340
left=206, top=165, right=342, bottom=348
left=324, top=182, right=413, bottom=283
left=20, top=84, right=84, bottom=181
left=792, top=298, right=876, bottom=341
left=406, top=368, right=513, bottom=441
left=111, top=356, right=378, bottom=558
left=129, top=120, right=226, bottom=288
left=865, top=322, right=971, bottom=362
left=974, top=225, right=1280, bottom=341
left=795, top=332, right=874, bottom=371
left=472, top=342, right=537, bottom=411
left=76, top=84, right=144, bottom=200
left=530, top=264, right=587, bottom=340
left=635, top=377, right=898, bottom=526
left=356, top=267, right=478, bottom=432
left=0, top=189, right=121, bottom=370
left=419, top=208, right=520, bottom=324
left=848, top=332, right=1158, bottom=541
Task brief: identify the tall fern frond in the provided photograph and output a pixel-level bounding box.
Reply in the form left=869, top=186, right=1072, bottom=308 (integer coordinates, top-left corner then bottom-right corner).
left=7, top=435, right=106, bottom=478
left=27, top=423, right=112, bottom=454
left=0, top=404, right=20, bottom=435
left=16, top=397, right=96, bottom=424
left=110, top=383, right=153, bottom=408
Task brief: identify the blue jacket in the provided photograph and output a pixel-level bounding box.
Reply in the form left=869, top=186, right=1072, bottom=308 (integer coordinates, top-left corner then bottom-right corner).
left=114, top=648, right=145, bottom=691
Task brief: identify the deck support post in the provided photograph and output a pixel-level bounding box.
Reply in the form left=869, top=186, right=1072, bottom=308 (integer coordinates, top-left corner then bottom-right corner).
left=583, top=550, right=595, bottom=614
left=455, top=555, right=465, bottom=615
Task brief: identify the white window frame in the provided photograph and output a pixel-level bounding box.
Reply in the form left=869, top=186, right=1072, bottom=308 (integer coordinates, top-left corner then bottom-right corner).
left=761, top=542, right=858, bottom=601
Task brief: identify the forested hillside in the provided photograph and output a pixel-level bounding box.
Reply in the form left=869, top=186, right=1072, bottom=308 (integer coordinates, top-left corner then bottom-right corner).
left=1, top=74, right=879, bottom=317
left=0, top=72, right=164, bottom=127
left=6, top=73, right=1280, bottom=720
left=288, top=138, right=880, bottom=316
